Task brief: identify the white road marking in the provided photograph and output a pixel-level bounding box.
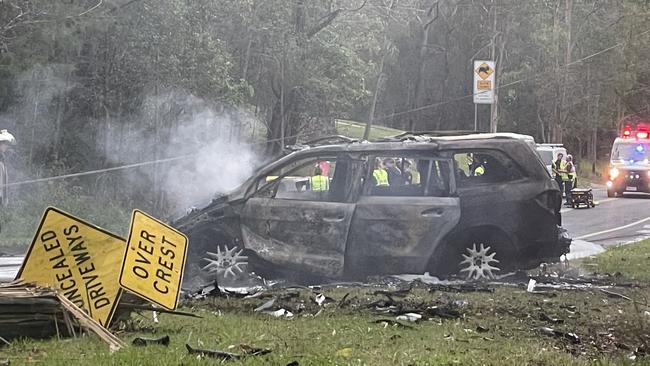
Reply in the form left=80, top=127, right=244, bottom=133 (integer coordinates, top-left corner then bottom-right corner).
left=576, top=216, right=650, bottom=240
left=643, top=225, right=650, bottom=229
left=636, top=230, right=650, bottom=235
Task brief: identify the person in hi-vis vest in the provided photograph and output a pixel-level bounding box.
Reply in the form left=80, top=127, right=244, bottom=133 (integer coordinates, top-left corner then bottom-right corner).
left=309, top=166, right=329, bottom=191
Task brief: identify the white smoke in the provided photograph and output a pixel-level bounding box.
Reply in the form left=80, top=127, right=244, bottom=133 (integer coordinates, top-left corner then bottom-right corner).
left=108, top=90, right=265, bottom=212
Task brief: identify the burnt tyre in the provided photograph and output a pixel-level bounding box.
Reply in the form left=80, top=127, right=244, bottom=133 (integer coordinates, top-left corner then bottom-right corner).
left=183, top=228, right=254, bottom=290
left=431, top=230, right=515, bottom=280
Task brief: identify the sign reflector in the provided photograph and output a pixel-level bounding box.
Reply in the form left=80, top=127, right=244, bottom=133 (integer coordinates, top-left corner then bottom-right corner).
left=119, top=210, right=188, bottom=310
left=17, top=207, right=124, bottom=326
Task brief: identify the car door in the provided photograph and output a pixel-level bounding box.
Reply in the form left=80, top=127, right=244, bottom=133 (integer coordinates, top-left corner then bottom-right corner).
left=240, top=155, right=360, bottom=278
left=345, top=155, right=461, bottom=277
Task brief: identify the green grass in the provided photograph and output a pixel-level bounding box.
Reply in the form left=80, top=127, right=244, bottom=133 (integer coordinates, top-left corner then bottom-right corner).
left=5, top=212, right=650, bottom=365
left=1, top=285, right=648, bottom=365
left=583, top=238, right=650, bottom=281
left=335, top=119, right=404, bottom=140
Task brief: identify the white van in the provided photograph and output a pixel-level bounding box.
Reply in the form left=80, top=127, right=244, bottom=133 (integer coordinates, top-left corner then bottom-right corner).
left=536, top=144, right=567, bottom=175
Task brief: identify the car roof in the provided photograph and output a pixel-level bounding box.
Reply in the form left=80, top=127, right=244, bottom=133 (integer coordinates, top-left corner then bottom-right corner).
left=290, top=134, right=532, bottom=153
left=613, top=137, right=650, bottom=144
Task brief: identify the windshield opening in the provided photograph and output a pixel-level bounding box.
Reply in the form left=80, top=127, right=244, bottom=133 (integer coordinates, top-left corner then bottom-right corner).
left=611, top=141, right=650, bottom=162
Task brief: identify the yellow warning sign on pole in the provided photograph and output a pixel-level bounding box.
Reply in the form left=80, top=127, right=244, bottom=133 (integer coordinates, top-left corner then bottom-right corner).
left=17, top=207, right=125, bottom=327
left=119, top=210, right=188, bottom=310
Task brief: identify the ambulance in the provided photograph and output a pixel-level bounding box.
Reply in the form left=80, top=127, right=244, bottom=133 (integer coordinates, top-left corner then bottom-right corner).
left=607, top=116, right=650, bottom=197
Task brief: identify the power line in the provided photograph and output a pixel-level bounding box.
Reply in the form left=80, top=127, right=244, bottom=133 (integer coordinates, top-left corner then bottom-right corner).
left=5, top=132, right=314, bottom=188
left=375, top=29, right=650, bottom=121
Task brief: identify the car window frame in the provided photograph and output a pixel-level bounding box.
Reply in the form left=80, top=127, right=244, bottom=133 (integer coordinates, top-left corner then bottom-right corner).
left=361, top=152, right=456, bottom=197
left=448, top=148, right=527, bottom=187
left=250, top=154, right=350, bottom=202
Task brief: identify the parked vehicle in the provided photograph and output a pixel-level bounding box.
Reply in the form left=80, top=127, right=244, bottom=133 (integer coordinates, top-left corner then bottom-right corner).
left=536, top=144, right=567, bottom=176
left=174, top=133, right=571, bottom=289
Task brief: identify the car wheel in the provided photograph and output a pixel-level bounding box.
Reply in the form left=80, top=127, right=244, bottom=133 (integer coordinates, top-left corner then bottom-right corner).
left=458, top=242, right=502, bottom=280
left=202, top=244, right=249, bottom=280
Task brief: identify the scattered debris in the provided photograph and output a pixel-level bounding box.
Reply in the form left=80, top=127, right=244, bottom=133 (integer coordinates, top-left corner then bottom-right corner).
left=185, top=343, right=272, bottom=360
left=236, top=344, right=272, bottom=356
left=132, top=335, right=170, bottom=347
left=371, top=319, right=414, bottom=329
left=476, top=325, right=489, bottom=333
left=264, top=309, right=294, bottom=318
left=537, top=326, right=580, bottom=344
left=337, top=293, right=351, bottom=308
left=427, top=283, right=494, bottom=293
left=539, top=313, right=564, bottom=324
left=0, top=282, right=126, bottom=351
left=254, top=298, right=276, bottom=312
left=186, top=344, right=240, bottom=360
left=396, top=313, right=422, bottom=322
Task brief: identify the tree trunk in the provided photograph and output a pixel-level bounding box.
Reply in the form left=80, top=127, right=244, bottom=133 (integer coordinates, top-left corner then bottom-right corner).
left=364, top=0, right=398, bottom=140
left=550, top=0, right=563, bottom=143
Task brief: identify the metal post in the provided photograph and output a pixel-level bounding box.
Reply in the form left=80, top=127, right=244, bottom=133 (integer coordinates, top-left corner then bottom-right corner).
left=474, top=104, right=478, bottom=132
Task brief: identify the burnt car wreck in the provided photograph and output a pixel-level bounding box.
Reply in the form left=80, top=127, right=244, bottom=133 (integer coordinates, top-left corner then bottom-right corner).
left=174, top=134, right=571, bottom=289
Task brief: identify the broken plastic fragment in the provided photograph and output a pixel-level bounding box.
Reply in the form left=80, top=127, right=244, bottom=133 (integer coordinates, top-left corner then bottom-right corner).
left=396, top=313, right=422, bottom=322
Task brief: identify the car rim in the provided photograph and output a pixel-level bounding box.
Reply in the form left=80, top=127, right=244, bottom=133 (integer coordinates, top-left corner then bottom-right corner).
left=202, top=245, right=249, bottom=279
left=459, top=243, right=500, bottom=280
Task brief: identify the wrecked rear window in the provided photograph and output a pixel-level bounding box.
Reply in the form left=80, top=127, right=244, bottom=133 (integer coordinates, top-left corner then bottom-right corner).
left=367, top=156, right=451, bottom=197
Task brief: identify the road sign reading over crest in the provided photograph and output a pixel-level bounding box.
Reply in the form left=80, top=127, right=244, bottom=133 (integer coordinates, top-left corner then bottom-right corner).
left=119, top=210, right=188, bottom=310
left=473, top=60, right=496, bottom=104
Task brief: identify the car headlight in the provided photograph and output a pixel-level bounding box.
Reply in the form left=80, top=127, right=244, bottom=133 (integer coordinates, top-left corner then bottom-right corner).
left=610, top=168, right=620, bottom=178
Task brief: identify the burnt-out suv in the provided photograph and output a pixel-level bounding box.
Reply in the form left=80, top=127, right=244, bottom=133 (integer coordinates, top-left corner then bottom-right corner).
left=175, top=134, right=570, bottom=288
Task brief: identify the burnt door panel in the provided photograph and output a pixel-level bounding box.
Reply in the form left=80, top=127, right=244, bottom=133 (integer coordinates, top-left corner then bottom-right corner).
left=241, top=198, right=355, bottom=278
left=346, top=196, right=460, bottom=277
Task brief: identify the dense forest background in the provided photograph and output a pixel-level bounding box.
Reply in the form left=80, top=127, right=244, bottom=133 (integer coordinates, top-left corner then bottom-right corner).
left=0, top=0, right=649, bottom=244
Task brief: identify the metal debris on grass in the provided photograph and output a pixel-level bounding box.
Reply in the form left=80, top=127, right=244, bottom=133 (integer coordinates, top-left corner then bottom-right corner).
left=132, top=335, right=171, bottom=347
left=537, top=326, right=580, bottom=344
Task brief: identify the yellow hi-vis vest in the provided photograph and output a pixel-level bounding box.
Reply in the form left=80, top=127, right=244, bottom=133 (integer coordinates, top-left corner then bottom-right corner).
left=373, top=169, right=389, bottom=186
left=552, top=160, right=569, bottom=180
left=310, top=175, right=329, bottom=191
left=474, top=165, right=485, bottom=176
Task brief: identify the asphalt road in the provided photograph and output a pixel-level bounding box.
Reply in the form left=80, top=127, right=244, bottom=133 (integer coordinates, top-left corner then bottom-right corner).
left=562, top=187, right=650, bottom=247
left=1, top=188, right=648, bottom=282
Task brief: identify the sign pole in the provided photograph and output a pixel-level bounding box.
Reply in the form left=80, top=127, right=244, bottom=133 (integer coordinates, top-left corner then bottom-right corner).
left=473, top=60, right=496, bottom=132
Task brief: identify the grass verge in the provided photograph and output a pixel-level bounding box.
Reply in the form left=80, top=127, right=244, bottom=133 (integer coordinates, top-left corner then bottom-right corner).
left=583, top=238, right=650, bottom=281
left=3, top=239, right=650, bottom=365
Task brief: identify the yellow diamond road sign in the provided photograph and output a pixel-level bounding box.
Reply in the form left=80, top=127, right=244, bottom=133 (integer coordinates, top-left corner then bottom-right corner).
left=17, top=207, right=125, bottom=327
left=119, top=210, right=188, bottom=310
left=476, top=62, right=494, bottom=80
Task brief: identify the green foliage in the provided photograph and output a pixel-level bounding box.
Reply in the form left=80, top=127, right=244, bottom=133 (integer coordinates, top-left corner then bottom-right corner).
left=0, top=0, right=649, bottom=228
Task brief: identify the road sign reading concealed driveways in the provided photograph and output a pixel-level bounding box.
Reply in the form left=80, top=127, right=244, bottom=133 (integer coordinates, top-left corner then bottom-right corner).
left=17, top=207, right=125, bottom=327
left=119, top=210, right=188, bottom=310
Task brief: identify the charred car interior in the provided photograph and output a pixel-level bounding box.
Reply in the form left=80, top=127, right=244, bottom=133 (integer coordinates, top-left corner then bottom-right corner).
left=174, top=134, right=571, bottom=290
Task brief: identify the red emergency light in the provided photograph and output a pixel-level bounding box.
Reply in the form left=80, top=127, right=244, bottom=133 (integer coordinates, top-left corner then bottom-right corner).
left=623, top=127, right=632, bottom=137
left=638, top=131, right=649, bottom=139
